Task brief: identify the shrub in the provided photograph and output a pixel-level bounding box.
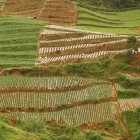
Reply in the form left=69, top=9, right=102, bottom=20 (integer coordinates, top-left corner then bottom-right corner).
left=118, top=90, right=140, bottom=98
left=133, top=130, right=140, bottom=140
left=20, top=119, right=47, bottom=133
left=86, top=131, right=102, bottom=140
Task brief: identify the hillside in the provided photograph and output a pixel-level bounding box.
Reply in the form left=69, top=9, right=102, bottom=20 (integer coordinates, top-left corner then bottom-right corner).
left=0, top=0, right=140, bottom=34
left=72, top=0, right=140, bottom=34
left=81, top=0, right=140, bottom=9
left=0, top=16, right=46, bottom=68
left=0, top=117, right=121, bottom=140
left=0, top=0, right=140, bottom=140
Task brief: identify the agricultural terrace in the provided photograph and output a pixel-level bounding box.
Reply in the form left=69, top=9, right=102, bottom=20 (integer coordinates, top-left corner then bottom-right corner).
left=119, top=99, right=140, bottom=111
left=38, top=0, right=77, bottom=25
left=0, top=102, right=118, bottom=125
left=0, top=1, right=140, bottom=139
left=2, top=0, right=44, bottom=17
left=0, top=16, right=46, bottom=68
left=0, top=75, right=120, bottom=124
left=72, top=0, right=140, bottom=35
left=2, top=0, right=76, bottom=25
left=37, top=25, right=140, bottom=66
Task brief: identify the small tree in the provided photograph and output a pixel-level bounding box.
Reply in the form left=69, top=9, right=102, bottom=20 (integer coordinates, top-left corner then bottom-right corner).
left=126, top=36, right=139, bottom=63
left=126, top=36, right=139, bottom=53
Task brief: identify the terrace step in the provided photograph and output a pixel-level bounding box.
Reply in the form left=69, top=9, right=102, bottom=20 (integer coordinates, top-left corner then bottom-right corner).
left=37, top=0, right=77, bottom=25
left=0, top=102, right=119, bottom=125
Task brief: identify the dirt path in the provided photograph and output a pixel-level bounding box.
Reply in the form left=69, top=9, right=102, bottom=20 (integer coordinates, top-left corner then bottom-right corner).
left=112, top=83, right=131, bottom=139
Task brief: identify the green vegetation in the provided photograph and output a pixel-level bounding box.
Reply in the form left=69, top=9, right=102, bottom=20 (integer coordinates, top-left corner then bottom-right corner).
left=126, top=36, right=139, bottom=52
left=0, top=117, right=38, bottom=140
left=118, top=90, right=140, bottom=98
left=123, top=109, right=140, bottom=140
left=0, top=116, right=118, bottom=140
left=0, top=16, right=47, bottom=68
left=83, top=0, right=140, bottom=9
left=52, top=56, right=131, bottom=78
left=126, top=36, right=140, bottom=62
left=72, top=0, right=140, bottom=34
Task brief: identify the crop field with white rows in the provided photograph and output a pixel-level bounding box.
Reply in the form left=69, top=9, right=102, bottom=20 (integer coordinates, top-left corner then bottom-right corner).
left=39, top=40, right=127, bottom=54
left=121, top=73, right=140, bottom=80
left=38, top=50, right=127, bottom=64
left=0, top=76, right=108, bottom=90
left=119, top=99, right=140, bottom=111
left=37, top=25, right=140, bottom=65
left=0, top=84, right=113, bottom=108
left=0, top=102, right=118, bottom=124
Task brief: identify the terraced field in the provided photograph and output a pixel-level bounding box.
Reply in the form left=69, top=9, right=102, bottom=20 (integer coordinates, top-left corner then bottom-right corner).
left=37, top=25, right=140, bottom=66
left=0, top=16, right=46, bottom=68
left=1, top=0, right=140, bottom=35
left=72, top=0, right=140, bottom=34
left=2, top=0, right=76, bottom=25
left=0, top=74, right=139, bottom=126
left=0, top=102, right=118, bottom=125
left=0, top=75, right=117, bottom=124
left=38, top=0, right=77, bottom=25
left=0, top=1, right=140, bottom=139
left=3, top=0, right=44, bottom=17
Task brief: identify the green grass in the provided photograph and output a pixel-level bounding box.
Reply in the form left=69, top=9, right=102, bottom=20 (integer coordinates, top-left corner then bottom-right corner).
left=123, top=109, right=140, bottom=140
left=73, top=0, right=140, bottom=34
left=0, top=16, right=47, bottom=68
left=0, top=120, right=38, bottom=140
left=0, top=116, right=119, bottom=140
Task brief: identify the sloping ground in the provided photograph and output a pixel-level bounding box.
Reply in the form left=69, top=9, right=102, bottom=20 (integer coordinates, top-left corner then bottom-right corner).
left=0, top=119, right=120, bottom=140
left=2, top=0, right=77, bottom=25
left=0, top=121, right=38, bottom=140
left=119, top=99, right=140, bottom=111
left=2, top=0, right=44, bottom=17
left=131, top=52, right=140, bottom=68
left=0, top=74, right=139, bottom=126
left=37, top=25, right=140, bottom=66
left=38, top=0, right=77, bottom=25
left=72, top=0, right=140, bottom=35
left=0, top=16, right=46, bottom=68
left=0, top=102, right=118, bottom=125
left=0, top=0, right=6, bottom=14
left=0, top=75, right=118, bottom=124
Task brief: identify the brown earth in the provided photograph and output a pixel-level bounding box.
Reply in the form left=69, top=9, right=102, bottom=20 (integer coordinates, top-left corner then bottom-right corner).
left=37, top=0, right=77, bottom=25
left=131, top=52, right=140, bottom=69
left=2, top=0, right=77, bottom=25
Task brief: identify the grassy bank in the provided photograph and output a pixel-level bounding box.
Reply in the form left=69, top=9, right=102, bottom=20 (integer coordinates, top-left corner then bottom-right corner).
left=72, top=0, right=140, bottom=35
left=0, top=16, right=47, bottom=68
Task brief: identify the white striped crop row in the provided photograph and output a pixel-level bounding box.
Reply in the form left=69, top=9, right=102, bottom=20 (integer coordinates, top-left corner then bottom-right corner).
left=41, top=29, right=73, bottom=35
left=0, top=84, right=112, bottom=108
left=119, top=99, right=140, bottom=111
left=121, top=73, right=140, bottom=80
left=0, top=76, right=107, bottom=90
left=38, top=50, right=127, bottom=64
left=115, top=83, right=126, bottom=92
left=39, top=39, right=127, bottom=54
left=40, top=34, right=128, bottom=43
left=41, top=29, right=122, bottom=39
left=44, top=25, right=133, bottom=38
left=0, top=102, right=118, bottom=124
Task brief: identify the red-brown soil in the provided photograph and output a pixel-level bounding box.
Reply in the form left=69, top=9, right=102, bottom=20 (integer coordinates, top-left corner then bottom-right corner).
left=131, top=52, right=140, bottom=68
left=3, top=0, right=44, bottom=17
left=37, top=0, right=76, bottom=25
left=2, top=0, right=77, bottom=25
